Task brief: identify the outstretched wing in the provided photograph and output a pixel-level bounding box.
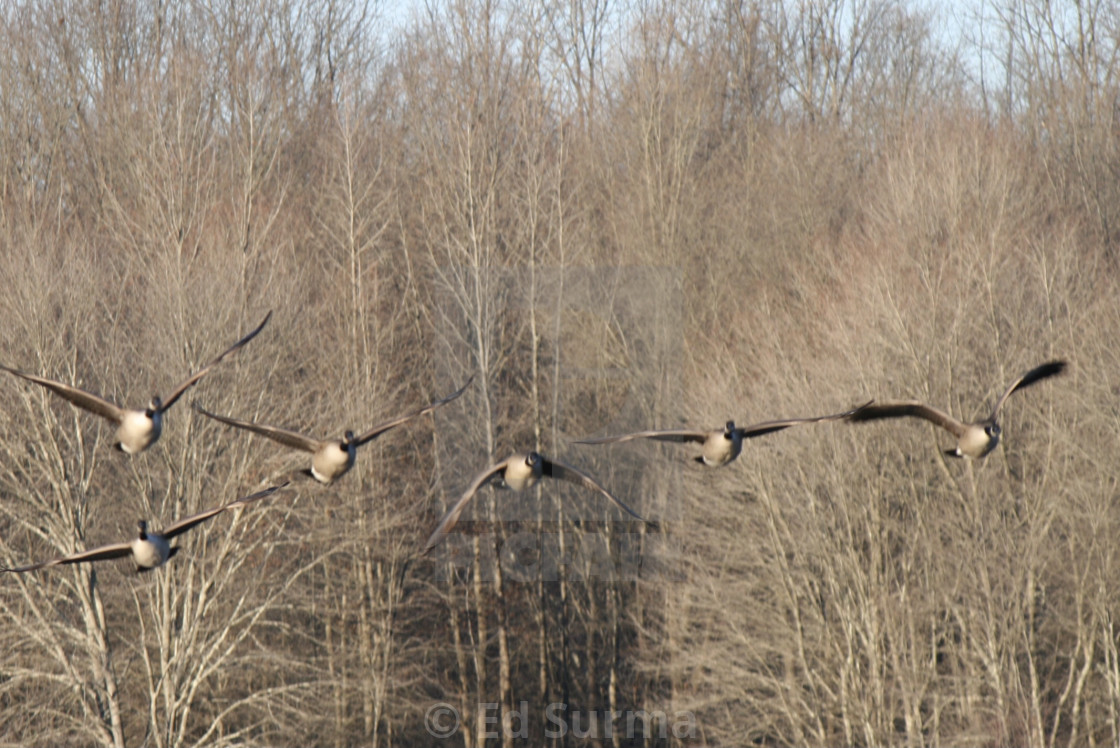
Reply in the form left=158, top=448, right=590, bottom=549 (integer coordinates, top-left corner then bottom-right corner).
left=845, top=401, right=966, bottom=438
left=354, top=375, right=475, bottom=447
left=540, top=455, right=646, bottom=521
left=422, top=459, right=509, bottom=555
left=193, top=402, right=322, bottom=453
left=574, top=429, right=710, bottom=446
left=0, top=365, right=124, bottom=424
left=2, top=541, right=133, bottom=573
left=739, top=400, right=875, bottom=439
left=160, top=482, right=290, bottom=539
left=158, top=311, right=272, bottom=412
left=990, top=360, right=1067, bottom=420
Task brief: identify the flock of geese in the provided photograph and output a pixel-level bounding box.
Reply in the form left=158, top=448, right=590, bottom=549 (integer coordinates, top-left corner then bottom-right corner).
left=0, top=310, right=1068, bottom=578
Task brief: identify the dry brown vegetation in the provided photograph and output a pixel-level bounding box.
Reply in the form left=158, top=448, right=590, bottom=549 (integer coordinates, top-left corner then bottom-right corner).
left=0, top=0, right=1118, bottom=745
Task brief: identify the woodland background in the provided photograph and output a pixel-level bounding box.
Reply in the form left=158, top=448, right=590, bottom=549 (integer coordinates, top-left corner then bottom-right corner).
left=0, top=0, right=1117, bottom=745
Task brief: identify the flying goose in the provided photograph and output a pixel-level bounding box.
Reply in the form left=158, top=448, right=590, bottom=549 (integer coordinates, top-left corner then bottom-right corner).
left=1, top=483, right=289, bottom=574
left=0, top=312, right=272, bottom=454
left=575, top=401, right=873, bottom=467
left=845, top=360, right=1067, bottom=458
left=422, top=451, right=647, bottom=554
left=193, top=376, right=474, bottom=485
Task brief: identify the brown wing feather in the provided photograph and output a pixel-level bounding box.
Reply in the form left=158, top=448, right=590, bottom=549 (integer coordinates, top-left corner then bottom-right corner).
left=422, top=460, right=509, bottom=555
left=193, top=402, right=322, bottom=452
left=0, top=365, right=124, bottom=423
left=158, top=311, right=272, bottom=412
left=2, top=541, right=133, bottom=573
left=354, top=375, right=474, bottom=447
left=575, top=429, right=709, bottom=445
left=989, top=360, right=1067, bottom=420
left=160, top=483, right=289, bottom=539
left=739, top=400, right=875, bottom=439
left=845, top=401, right=966, bottom=437
left=540, top=455, right=646, bottom=521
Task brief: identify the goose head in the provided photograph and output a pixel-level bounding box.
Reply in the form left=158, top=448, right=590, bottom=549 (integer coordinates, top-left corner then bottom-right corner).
left=137, top=520, right=149, bottom=540
left=147, top=396, right=162, bottom=416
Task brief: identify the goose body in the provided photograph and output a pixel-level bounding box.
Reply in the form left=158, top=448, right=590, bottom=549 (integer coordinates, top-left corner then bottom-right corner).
left=698, top=425, right=743, bottom=467
left=117, top=406, right=163, bottom=454
left=0, top=311, right=271, bottom=454
left=311, top=438, right=359, bottom=484
left=958, top=422, right=1000, bottom=459
left=845, top=360, right=1067, bottom=459
left=131, top=529, right=174, bottom=569
left=2, top=484, right=288, bottom=574
left=500, top=452, right=546, bottom=490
